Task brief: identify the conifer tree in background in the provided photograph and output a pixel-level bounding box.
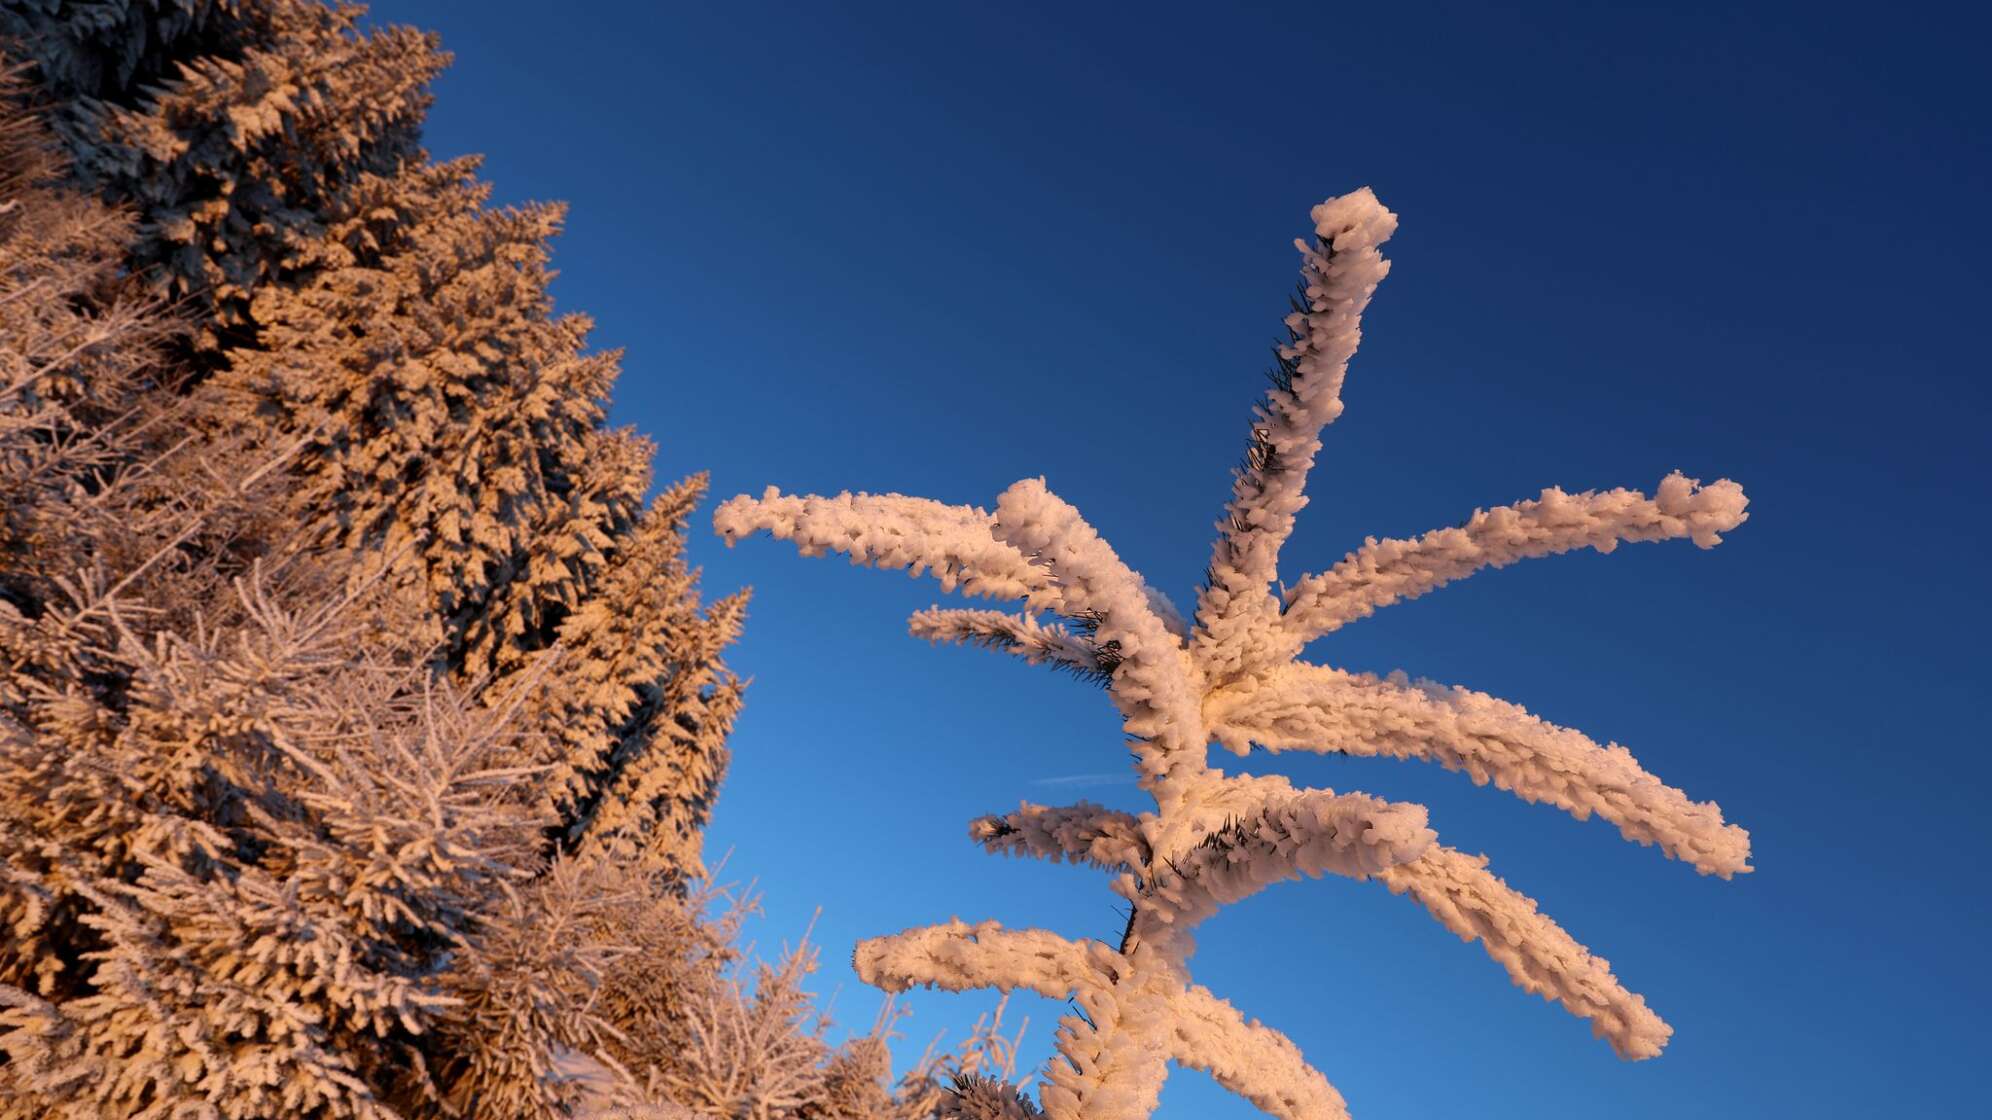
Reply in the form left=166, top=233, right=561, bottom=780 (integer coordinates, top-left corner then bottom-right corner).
left=4, top=0, right=441, bottom=345
left=0, top=52, right=629, bottom=1118
left=3, top=0, right=738, bottom=879
left=717, top=188, right=1754, bottom=1120
left=204, top=149, right=748, bottom=876
left=2, top=4, right=1020, bottom=1114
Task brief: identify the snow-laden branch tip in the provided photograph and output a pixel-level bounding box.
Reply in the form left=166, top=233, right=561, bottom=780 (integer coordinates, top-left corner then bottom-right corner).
left=1192, top=188, right=1398, bottom=686
left=1280, top=472, right=1749, bottom=646
left=713, top=488, right=1052, bottom=603
left=1165, top=984, right=1349, bottom=1120
left=970, top=802, right=1152, bottom=875
left=1378, top=845, right=1673, bottom=1060
left=1205, top=663, right=1750, bottom=877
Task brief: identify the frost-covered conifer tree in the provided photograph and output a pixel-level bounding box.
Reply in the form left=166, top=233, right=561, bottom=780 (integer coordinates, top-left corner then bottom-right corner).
left=4, top=17, right=1003, bottom=1117
left=716, top=189, right=1752, bottom=1119
left=0, top=62, right=750, bottom=1118
left=7, top=0, right=745, bottom=881
left=0, top=62, right=167, bottom=585
left=200, top=149, right=747, bottom=877
left=1, top=0, right=440, bottom=341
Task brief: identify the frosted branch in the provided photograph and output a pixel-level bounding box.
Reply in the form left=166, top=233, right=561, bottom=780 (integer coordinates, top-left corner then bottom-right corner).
left=1135, top=787, right=1433, bottom=948
left=1192, top=189, right=1397, bottom=685
left=992, top=480, right=1201, bottom=763
left=1205, top=663, right=1750, bottom=877
left=1281, top=473, right=1749, bottom=644
left=1164, top=984, right=1348, bottom=1120
left=854, top=919, right=1105, bottom=1002
left=1378, top=846, right=1672, bottom=1060
left=970, top=802, right=1151, bottom=874
left=910, top=607, right=1112, bottom=682
left=714, top=488, right=1051, bottom=603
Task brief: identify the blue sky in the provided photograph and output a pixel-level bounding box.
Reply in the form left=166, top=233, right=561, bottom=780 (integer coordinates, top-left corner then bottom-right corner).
left=370, top=3, right=1986, bottom=1115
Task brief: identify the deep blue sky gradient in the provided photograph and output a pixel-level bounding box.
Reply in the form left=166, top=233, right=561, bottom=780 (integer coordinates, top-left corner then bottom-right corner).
left=369, top=3, right=1987, bottom=1115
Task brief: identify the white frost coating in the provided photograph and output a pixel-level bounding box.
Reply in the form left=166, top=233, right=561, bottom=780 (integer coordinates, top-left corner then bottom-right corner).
left=1205, top=663, right=1751, bottom=877
left=972, top=802, right=1152, bottom=874
left=1131, top=787, right=1433, bottom=959
left=1280, top=473, right=1749, bottom=645
left=1145, top=770, right=1305, bottom=855
left=713, top=488, right=1052, bottom=603
left=1165, top=985, right=1349, bottom=1120
left=991, top=479, right=1207, bottom=792
left=1192, top=188, right=1397, bottom=686
left=717, top=189, right=1753, bottom=1119
left=911, top=607, right=1112, bottom=680
left=855, top=919, right=1105, bottom=1002
left=1377, top=846, right=1672, bottom=1060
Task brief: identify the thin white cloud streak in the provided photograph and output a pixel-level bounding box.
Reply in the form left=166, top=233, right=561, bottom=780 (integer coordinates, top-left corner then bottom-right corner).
left=1029, top=773, right=1134, bottom=789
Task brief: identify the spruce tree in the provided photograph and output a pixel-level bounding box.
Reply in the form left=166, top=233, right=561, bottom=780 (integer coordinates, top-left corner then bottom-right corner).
left=2, top=0, right=440, bottom=341
left=4, top=8, right=1010, bottom=1115
left=522, top=470, right=748, bottom=878
left=208, top=158, right=622, bottom=661
left=2, top=6, right=737, bottom=1115
left=1, top=65, right=520, bottom=1117
left=202, top=149, right=743, bottom=879
left=10, top=0, right=741, bottom=879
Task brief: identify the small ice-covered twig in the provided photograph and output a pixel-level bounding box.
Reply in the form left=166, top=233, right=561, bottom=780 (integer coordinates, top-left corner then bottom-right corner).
left=911, top=608, right=1114, bottom=683
left=1280, top=473, right=1749, bottom=646
left=714, top=488, right=1051, bottom=603
left=970, top=802, right=1151, bottom=875
left=1205, top=663, right=1750, bottom=877
left=1378, top=846, right=1672, bottom=1060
